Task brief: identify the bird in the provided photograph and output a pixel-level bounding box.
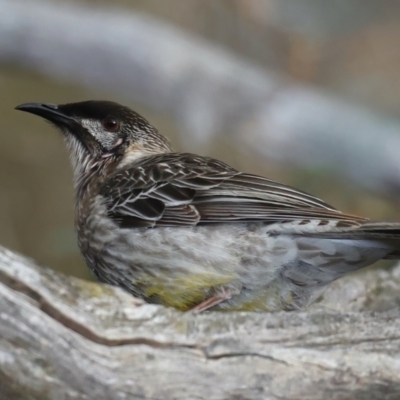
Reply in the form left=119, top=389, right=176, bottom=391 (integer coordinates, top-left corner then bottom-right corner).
left=15, top=100, right=400, bottom=312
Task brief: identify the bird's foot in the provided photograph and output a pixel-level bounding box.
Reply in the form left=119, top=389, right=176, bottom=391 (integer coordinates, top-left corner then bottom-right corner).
left=189, top=288, right=233, bottom=313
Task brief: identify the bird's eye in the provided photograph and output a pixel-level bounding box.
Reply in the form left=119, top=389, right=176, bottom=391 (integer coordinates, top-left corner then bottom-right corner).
left=103, top=117, right=120, bottom=132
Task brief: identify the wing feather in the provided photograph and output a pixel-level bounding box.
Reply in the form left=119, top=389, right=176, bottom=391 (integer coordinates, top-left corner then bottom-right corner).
left=100, top=153, right=365, bottom=228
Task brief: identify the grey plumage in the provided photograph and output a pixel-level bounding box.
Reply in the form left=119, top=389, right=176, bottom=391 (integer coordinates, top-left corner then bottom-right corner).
left=16, top=100, right=400, bottom=311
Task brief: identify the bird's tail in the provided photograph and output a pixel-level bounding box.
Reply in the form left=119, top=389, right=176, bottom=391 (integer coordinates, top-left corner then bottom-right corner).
left=283, top=221, right=400, bottom=294
left=309, top=221, right=400, bottom=259
left=356, top=222, right=400, bottom=259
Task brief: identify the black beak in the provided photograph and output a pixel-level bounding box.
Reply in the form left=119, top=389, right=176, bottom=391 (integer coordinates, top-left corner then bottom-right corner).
left=15, top=103, right=79, bottom=127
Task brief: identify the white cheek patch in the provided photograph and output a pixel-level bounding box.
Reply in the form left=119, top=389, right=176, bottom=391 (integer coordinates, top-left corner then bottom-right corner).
left=81, top=119, right=101, bottom=134
left=80, top=119, right=120, bottom=151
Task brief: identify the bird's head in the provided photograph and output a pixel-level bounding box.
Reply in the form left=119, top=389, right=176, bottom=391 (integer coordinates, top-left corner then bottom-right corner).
left=15, top=100, right=172, bottom=189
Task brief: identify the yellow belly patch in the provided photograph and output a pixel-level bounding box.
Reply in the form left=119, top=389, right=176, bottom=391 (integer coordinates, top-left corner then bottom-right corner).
left=142, top=272, right=235, bottom=311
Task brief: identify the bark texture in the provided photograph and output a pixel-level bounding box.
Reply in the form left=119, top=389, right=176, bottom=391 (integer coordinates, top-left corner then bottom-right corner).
left=0, top=245, right=400, bottom=400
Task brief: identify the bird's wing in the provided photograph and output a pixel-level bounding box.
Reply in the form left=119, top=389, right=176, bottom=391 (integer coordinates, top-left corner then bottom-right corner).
left=100, top=153, right=366, bottom=228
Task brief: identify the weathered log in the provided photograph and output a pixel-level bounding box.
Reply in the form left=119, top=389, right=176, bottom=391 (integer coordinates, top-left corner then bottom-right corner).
left=0, top=245, right=400, bottom=400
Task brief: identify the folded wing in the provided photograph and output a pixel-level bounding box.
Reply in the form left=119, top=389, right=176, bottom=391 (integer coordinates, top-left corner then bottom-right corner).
left=100, top=153, right=366, bottom=228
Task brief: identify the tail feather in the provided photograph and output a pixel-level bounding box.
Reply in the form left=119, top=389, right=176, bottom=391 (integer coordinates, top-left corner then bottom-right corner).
left=305, top=221, right=400, bottom=240
left=297, top=221, right=400, bottom=263
left=359, top=222, right=400, bottom=234
left=359, top=222, right=400, bottom=260
left=351, top=222, right=400, bottom=259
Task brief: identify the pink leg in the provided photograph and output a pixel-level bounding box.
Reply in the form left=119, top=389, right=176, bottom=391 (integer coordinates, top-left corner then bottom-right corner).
left=190, top=289, right=233, bottom=312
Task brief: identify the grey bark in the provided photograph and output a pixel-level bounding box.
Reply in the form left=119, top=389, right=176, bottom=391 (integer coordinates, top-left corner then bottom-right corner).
left=0, top=245, right=400, bottom=400
left=2, top=0, right=400, bottom=195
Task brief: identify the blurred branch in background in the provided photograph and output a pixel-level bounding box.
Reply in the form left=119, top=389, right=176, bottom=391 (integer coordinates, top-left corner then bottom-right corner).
left=2, top=0, right=400, bottom=197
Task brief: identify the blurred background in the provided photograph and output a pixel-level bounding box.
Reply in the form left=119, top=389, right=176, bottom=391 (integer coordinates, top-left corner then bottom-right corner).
left=1, top=0, right=400, bottom=281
